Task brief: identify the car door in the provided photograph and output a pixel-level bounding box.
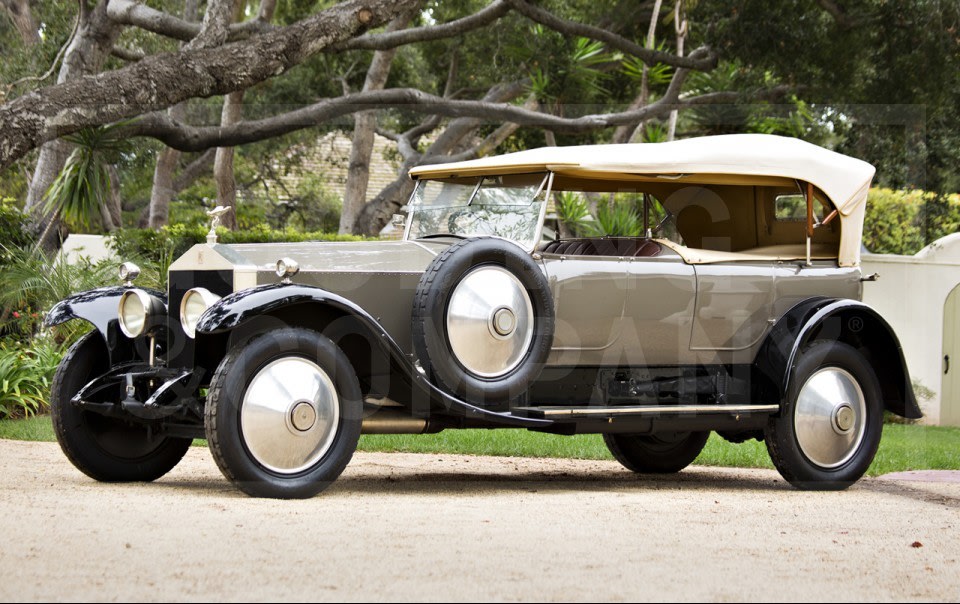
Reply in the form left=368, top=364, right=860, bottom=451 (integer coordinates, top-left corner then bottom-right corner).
left=541, top=255, right=627, bottom=365
left=619, top=253, right=698, bottom=366
left=690, top=263, right=776, bottom=359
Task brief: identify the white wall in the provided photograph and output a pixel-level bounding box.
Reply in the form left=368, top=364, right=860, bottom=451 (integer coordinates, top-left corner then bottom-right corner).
left=59, top=234, right=112, bottom=265
left=862, top=233, right=960, bottom=424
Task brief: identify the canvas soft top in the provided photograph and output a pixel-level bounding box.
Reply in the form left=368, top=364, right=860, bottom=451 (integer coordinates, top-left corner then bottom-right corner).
left=410, top=134, right=876, bottom=266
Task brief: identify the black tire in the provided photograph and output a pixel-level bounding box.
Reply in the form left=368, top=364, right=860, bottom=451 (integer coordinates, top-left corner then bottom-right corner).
left=604, top=431, right=710, bottom=473
left=412, top=237, right=554, bottom=406
left=765, top=340, right=883, bottom=490
left=51, top=332, right=191, bottom=482
left=205, top=327, right=362, bottom=499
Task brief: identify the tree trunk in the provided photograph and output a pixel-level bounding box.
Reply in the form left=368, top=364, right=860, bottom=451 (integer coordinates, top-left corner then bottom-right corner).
left=212, top=0, right=274, bottom=231
left=25, top=1, right=120, bottom=250
left=213, top=91, right=243, bottom=230
left=666, top=0, right=687, bottom=142
left=340, top=11, right=413, bottom=234
left=104, top=164, right=123, bottom=230
left=1, top=0, right=40, bottom=45
left=147, top=0, right=200, bottom=229
left=149, top=144, right=181, bottom=228
left=611, top=0, right=663, bottom=145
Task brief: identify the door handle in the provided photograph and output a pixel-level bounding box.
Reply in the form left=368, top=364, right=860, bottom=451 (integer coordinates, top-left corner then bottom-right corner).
left=946, top=354, right=950, bottom=375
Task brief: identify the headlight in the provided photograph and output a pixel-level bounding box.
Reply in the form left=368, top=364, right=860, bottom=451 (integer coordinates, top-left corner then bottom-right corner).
left=118, top=261, right=140, bottom=285
left=180, top=287, right=221, bottom=339
left=276, top=257, right=300, bottom=280
left=118, top=289, right=163, bottom=338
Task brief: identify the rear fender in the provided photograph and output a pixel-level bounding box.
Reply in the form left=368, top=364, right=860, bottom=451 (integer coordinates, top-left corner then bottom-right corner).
left=753, top=298, right=921, bottom=419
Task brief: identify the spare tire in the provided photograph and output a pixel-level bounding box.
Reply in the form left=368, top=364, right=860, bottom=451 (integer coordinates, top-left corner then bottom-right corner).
left=412, top=237, right=554, bottom=406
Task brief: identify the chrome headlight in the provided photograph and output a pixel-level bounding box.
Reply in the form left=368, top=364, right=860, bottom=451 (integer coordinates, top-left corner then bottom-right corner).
left=118, top=261, right=140, bottom=285
left=118, top=289, right=163, bottom=338
left=180, top=287, right=221, bottom=339
left=276, top=257, right=300, bottom=280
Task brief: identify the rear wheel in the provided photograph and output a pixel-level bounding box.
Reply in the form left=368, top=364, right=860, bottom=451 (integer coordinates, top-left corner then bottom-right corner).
left=765, top=340, right=882, bottom=490
left=51, top=332, right=191, bottom=482
left=205, top=327, right=362, bottom=499
left=604, top=431, right=709, bottom=473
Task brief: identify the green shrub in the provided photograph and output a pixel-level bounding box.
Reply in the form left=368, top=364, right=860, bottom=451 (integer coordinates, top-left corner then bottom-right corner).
left=0, top=197, right=35, bottom=257
left=864, top=188, right=960, bottom=255
left=0, top=245, right=115, bottom=342
left=267, top=173, right=342, bottom=233
left=0, top=336, right=63, bottom=419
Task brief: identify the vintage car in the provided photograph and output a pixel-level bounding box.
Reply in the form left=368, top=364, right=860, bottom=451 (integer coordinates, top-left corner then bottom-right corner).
left=45, top=134, right=920, bottom=498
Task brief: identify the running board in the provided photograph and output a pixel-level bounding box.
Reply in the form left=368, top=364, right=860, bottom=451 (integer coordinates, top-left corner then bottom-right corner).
left=512, top=404, right=779, bottom=420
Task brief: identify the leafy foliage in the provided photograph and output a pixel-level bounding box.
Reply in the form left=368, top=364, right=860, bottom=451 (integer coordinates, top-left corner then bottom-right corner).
left=593, top=200, right=641, bottom=237
left=0, top=336, right=61, bottom=419
left=863, top=188, right=960, bottom=255
left=43, top=124, right=130, bottom=229
left=266, top=173, right=342, bottom=233
left=0, top=244, right=115, bottom=341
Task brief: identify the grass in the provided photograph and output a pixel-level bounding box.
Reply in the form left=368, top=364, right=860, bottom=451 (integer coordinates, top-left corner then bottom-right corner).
left=3, top=416, right=958, bottom=476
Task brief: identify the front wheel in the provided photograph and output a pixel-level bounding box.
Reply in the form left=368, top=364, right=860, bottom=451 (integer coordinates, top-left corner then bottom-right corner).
left=205, top=327, right=362, bottom=499
left=604, top=431, right=709, bottom=473
left=765, top=340, right=883, bottom=490
left=52, top=332, right=191, bottom=482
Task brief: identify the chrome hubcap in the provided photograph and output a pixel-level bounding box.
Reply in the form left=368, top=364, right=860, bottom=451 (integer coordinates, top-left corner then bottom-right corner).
left=290, top=400, right=317, bottom=432
left=794, top=367, right=866, bottom=469
left=240, top=357, right=339, bottom=474
left=446, top=266, right=535, bottom=378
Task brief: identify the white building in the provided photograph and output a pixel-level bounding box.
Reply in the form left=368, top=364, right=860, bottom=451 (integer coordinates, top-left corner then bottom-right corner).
left=862, top=233, right=960, bottom=425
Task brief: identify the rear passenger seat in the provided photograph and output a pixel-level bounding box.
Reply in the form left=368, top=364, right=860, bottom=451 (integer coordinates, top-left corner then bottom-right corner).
left=539, top=238, right=662, bottom=257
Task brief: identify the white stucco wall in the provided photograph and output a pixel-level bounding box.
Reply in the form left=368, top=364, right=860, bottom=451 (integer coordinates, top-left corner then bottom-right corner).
left=862, top=233, right=960, bottom=424
left=59, top=234, right=112, bottom=265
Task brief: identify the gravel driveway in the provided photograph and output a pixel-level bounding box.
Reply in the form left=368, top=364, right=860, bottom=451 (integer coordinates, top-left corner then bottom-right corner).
left=1, top=439, right=958, bottom=602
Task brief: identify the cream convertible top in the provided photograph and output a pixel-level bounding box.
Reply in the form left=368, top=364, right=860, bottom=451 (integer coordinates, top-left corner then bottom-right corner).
left=410, top=134, right=876, bottom=267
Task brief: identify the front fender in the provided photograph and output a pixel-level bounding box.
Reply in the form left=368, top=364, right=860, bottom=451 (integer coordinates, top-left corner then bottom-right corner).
left=196, top=283, right=550, bottom=429
left=45, top=286, right=166, bottom=364
left=754, top=297, right=922, bottom=420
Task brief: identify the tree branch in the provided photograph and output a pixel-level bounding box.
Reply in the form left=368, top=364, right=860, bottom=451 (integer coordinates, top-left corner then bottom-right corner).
left=116, top=72, right=769, bottom=154
left=331, top=1, right=509, bottom=51
left=503, top=0, right=717, bottom=70
left=172, top=148, right=216, bottom=192
left=111, top=45, right=145, bottom=61
left=184, top=0, right=234, bottom=50
left=106, top=0, right=273, bottom=42
left=0, top=0, right=419, bottom=168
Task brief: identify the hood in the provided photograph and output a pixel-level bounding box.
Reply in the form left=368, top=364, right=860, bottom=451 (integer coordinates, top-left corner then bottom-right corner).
left=168, top=239, right=452, bottom=284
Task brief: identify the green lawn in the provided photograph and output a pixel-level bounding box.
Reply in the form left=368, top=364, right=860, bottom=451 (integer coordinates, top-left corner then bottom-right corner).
left=3, top=415, right=958, bottom=476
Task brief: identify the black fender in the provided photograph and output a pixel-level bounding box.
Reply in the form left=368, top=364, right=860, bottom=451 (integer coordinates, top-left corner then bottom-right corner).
left=195, top=283, right=551, bottom=429
left=44, top=286, right=166, bottom=364
left=753, top=297, right=922, bottom=419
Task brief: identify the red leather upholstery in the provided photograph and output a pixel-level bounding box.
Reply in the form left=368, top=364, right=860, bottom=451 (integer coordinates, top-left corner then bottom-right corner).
left=540, top=238, right=662, bottom=257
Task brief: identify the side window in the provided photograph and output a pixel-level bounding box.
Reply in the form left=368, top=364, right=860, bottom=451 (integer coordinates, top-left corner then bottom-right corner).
left=551, top=190, right=680, bottom=243
left=773, top=189, right=827, bottom=223
left=774, top=193, right=807, bottom=221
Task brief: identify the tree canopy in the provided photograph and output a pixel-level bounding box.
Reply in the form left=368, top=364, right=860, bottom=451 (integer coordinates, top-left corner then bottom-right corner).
left=0, top=0, right=957, bottom=240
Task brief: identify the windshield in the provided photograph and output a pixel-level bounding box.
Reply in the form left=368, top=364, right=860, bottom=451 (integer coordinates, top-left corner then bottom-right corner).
left=405, top=173, right=549, bottom=250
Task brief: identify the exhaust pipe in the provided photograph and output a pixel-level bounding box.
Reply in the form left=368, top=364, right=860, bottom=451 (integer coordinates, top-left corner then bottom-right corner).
left=361, top=406, right=430, bottom=434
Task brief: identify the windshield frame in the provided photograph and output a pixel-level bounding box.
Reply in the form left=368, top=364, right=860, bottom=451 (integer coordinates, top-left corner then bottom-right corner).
left=402, top=172, right=553, bottom=252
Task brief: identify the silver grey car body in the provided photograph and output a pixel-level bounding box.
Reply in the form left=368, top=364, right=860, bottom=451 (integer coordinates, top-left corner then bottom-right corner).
left=46, top=134, right=920, bottom=497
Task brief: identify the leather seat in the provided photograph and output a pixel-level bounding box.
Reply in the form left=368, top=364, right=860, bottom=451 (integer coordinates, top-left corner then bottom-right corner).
left=540, top=238, right=662, bottom=257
